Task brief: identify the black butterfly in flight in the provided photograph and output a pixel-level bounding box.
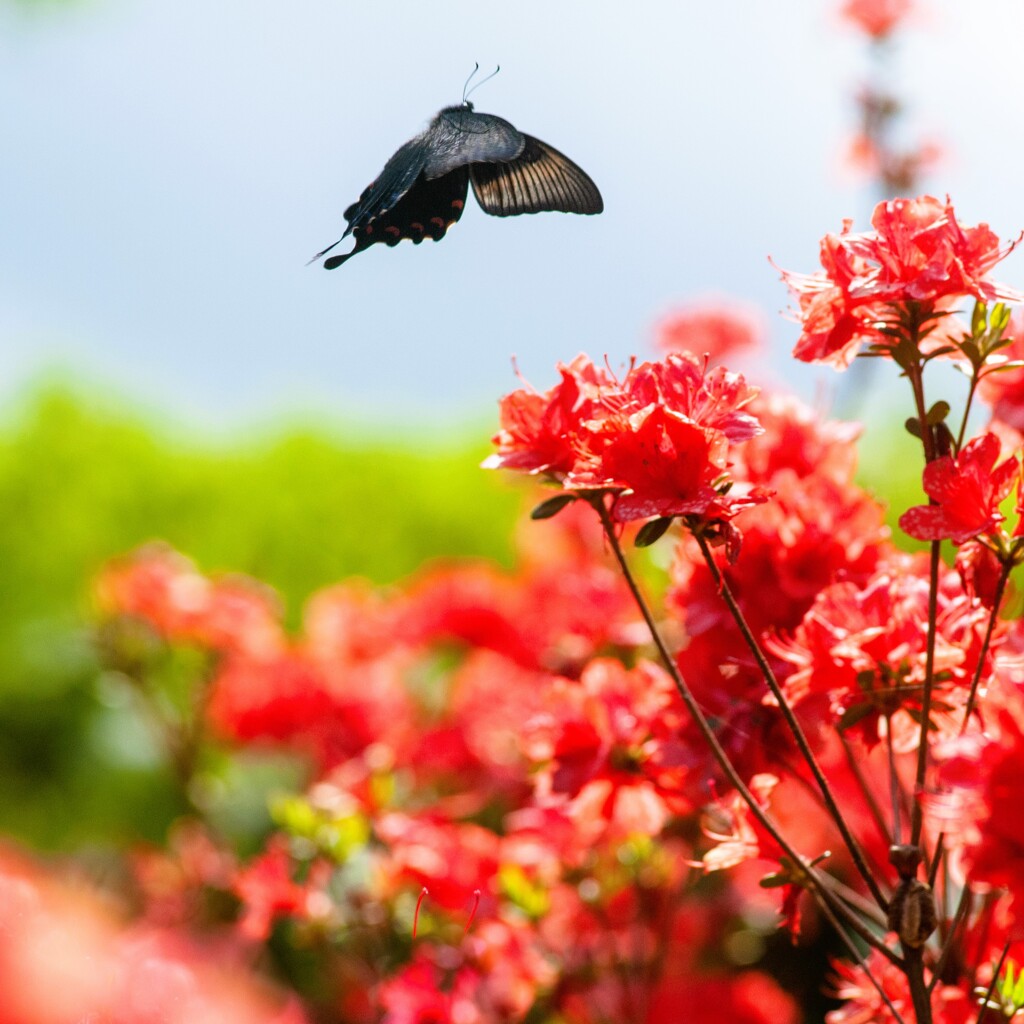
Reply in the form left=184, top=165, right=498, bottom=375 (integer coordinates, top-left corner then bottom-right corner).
left=311, top=99, right=603, bottom=269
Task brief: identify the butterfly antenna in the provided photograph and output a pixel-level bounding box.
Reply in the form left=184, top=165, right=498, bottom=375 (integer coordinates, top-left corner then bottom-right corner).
left=465, top=64, right=500, bottom=104
left=461, top=62, right=480, bottom=105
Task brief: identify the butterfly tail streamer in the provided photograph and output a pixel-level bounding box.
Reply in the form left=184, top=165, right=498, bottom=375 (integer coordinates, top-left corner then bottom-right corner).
left=306, top=236, right=347, bottom=266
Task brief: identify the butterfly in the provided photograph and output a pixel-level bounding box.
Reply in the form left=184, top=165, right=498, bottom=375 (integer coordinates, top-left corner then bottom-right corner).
left=311, top=100, right=603, bottom=269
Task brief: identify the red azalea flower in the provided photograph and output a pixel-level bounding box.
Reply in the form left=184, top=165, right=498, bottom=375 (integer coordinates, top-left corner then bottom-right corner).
left=375, top=813, right=500, bottom=915
left=780, top=196, right=1022, bottom=368
left=942, top=708, right=1024, bottom=918
left=771, top=553, right=995, bottom=744
left=899, top=433, right=1019, bottom=544
left=485, top=355, right=623, bottom=478
left=377, top=956, right=460, bottom=1024
left=840, top=0, right=913, bottom=38
left=624, top=353, right=762, bottom=444
left=654, top=300, right=764, bottom=362
left=597, top=406, right=731, bottom=521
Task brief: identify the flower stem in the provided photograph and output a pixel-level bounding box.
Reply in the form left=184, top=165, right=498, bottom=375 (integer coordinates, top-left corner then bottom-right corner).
left=693, top=530, right=888, bottom=909
left=904, top=946, right=933, bottom=1024
left=910, top=542, right=941, bottom=849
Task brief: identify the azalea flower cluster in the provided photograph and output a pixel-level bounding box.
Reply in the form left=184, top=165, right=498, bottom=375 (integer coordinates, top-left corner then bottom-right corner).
left=781, top=195, right=1021, bottom=367
left=6, top=191, right=1022, bottom=1024
left=485, top=350, right=767, bottom=528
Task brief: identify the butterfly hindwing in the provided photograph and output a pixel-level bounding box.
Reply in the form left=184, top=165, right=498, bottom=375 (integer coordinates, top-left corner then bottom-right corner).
left=323, top=166, right=470, bottom=269
left=469, top=134, right=603, bottom=217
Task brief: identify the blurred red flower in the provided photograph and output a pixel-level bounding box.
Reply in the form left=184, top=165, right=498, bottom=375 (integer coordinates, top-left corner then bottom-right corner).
left=840, top=0, right=913, bottom=38
left=654, top=300, right=764, bottom=362
left=96, top=544, right=284, bottom=658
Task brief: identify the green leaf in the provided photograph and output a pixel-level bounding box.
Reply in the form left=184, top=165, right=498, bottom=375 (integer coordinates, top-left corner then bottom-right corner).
left=635, top=517, right=674, bottom=548
left=905, top=418, right=923, bottom=440
left=530, top=493, right=576, bottom=520
left=926, top=401, right=951, bottom=425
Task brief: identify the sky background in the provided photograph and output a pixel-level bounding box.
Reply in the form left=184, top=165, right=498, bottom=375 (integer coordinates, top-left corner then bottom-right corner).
left=4, top=0, right=1024, bottom=435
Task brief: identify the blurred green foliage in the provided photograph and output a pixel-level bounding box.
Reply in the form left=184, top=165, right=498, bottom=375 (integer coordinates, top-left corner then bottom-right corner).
left=0, top=385, right=522, bottom=852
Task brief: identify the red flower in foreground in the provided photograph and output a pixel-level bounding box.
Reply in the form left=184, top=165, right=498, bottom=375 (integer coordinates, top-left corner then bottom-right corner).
left=780, top=196, right=1021, bottom=368
left=840, top=0, right=913, bottom=38
left=487, top=352, right=766, bottom=525
left=899, top=433, right=1019, bottom=544
left=0, top=851, right=306, bottom=1024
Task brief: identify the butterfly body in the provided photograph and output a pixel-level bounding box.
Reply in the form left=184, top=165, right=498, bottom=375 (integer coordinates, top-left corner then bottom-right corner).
left=313, top=102, right=602, bottom=269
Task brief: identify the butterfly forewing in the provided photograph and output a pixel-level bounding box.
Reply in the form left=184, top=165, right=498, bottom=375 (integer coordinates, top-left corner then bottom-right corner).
left=323, top=166, right=470, bottom=269
left=469, top=135, right=603, bottom=217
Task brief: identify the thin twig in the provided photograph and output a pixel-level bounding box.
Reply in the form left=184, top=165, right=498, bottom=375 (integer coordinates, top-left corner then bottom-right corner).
left=910, top=542, right=942, bottom=849
left=961, top=561, right=1012, bottom=731
left=976, top=939, right=1012, bottom=1024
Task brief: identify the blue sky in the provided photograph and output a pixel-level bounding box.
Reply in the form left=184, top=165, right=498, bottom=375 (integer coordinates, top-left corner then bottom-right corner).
left=4, top=0, right=1024, bottom=434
